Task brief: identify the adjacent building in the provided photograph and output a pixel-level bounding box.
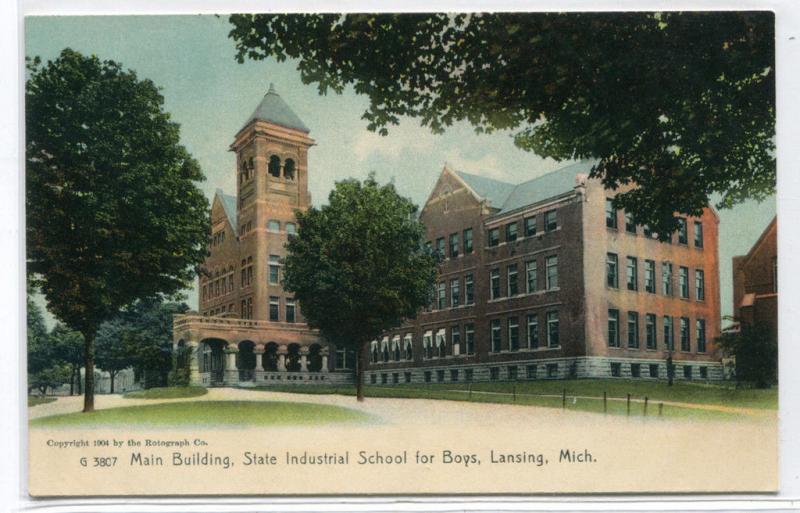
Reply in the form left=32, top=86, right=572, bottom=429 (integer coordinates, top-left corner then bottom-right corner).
left=366, top=163, right=723, bottom=384
left=732, top=217, right=777, bottom=338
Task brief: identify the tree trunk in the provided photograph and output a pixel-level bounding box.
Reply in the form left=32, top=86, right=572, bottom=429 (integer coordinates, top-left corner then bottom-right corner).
left=77, top=367, right=82, bottom=395
left=83, top=329, right=96, bottom=412
left=109, top=370, right=116, bottom=394
left=355, top=341, right=367, bottom=402
left=70, top=365, right=75, bottom=396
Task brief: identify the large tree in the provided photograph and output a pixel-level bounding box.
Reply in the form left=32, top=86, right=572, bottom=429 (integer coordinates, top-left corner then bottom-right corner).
left=26, top=49, right=210, bottom=411
left=229, top=12, right=775, bottom=236
left=282, top=175, right=436, bottom=401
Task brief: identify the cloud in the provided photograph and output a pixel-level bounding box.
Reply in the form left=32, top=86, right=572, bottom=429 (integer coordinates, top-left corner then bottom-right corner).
left=441, top=149, right=512, bottom=182
left=352, top=124, right=436, bottom=162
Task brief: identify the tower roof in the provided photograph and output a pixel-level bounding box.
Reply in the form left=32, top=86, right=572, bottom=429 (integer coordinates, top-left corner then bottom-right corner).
left=239, top=83, right=310, bottom=134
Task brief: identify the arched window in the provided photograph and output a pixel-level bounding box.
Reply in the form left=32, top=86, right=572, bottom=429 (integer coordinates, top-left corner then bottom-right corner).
left=268, top=155, right=281, bottom=178
left=380, top=337, right=390, bottom=363
left=423, top=331, right=433, bottom=360
left=370, top=340, right=379, bottom=363
left=392, top=336, right=401, bottom=362
left=435, top=329, right=446, bottom=358
left=404, top=334, right=413, bottom=360
left=284, top=158, right=296, bottom=180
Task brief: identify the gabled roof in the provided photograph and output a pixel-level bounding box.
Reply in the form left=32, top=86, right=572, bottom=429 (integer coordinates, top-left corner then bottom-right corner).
left=215, top=188, right=238, bottom=236
left=239, top=83, right=309, bottom=134
left=737, top=215, right=777, bottom=268
left=453, top=160, right=595, bottom=215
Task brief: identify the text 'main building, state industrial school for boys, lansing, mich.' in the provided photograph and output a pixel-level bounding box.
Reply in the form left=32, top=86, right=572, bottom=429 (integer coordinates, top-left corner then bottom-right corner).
left=172, top=85, right=723, bottom=387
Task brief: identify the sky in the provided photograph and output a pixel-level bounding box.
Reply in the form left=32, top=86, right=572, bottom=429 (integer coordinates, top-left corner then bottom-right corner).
left=25, top=14, right=776, bottom=326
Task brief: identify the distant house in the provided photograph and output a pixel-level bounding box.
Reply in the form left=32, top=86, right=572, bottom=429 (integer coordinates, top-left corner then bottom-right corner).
left=732, top=217, right=777, bottom=338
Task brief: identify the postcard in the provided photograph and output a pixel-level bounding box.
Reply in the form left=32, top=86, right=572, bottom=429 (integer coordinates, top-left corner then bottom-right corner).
left=24, top=12, right=778, bottom=496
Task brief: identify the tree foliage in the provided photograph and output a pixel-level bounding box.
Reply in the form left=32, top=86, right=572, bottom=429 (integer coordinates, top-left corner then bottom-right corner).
left=282, top=175, right=436, bottom=400
left=715, top=322, right=777, bottom=388
left=26, top=48, right=210, bottom=410
left=48, top=323, right=85, bottom=395
left=95, top=319, right=137, bottom=393
left=229, top=12, right=775, bottom=236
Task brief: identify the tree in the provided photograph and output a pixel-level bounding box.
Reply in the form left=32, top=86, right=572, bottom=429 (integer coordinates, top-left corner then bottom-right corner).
left=229, top=12, right=775, bottom=237
left=27, top=288, right=51, bottom=379
left=48, top=324, right=85, bottom=396
left=715, top=322, right=777, bottom=388
left=95, top=319, right=136, bottom=394
left=26, top=49, right=210, bottom=411
left=282, top=175, right=436, bottom=401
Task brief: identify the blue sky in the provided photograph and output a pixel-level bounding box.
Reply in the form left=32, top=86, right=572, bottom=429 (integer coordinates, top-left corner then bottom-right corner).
left=25, top=14, right=776, bottom=325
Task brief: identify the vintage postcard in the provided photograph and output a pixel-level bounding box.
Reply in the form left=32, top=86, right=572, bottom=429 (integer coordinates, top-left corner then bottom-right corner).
left=24, top=12, right=778, bottom=496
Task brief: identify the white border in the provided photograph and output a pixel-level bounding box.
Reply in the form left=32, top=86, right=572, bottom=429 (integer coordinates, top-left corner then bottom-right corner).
left=3, top=1, right=799, bottom=511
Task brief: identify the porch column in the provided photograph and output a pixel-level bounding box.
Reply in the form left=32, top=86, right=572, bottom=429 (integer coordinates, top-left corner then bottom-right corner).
left=300, top=348, right=309, bottom=372
left=254, top=344, right=265, bottom=382
left=321, top=348, right=329, bottom=373
left=224, top=347, right=239, bottom=385
left=187, top=341, right=201, bottom=386
left=277, top=345, right=287, bottom=372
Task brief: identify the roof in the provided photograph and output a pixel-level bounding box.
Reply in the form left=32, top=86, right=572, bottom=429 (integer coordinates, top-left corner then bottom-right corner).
left=239, top=83, right=309, bottom=134
left=216, top=189, right=238, bottom=235
left=454, top=160, right=595, bottom=215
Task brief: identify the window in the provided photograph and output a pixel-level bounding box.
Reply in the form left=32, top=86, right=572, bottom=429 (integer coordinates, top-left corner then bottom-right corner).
left=490, top=367, right=500, bottom=381
left=435, top=329, right=446, bottom=358
left=679, top=317, right=691, bottom=351
left=627, top=312, right=639, bottom=348
left=423, top=331, right=433, bottom=359
left=524, top=216, right=537, bottom=237
left=269, top=255, right=280, bottom=284
left=677, top=218, right=688, bottom=244
left=506, top=222, right=518, bottom=242
left=631, top=363, right=641, bottom=378
left=606, top=253, right=619, bottom=288
left=490, top=269, right=501, bottom=300
left=436, top=370, right=445, bottom=382
left=490, top=320, right=502, bottom=352
left=450, top=278, right=460, bottom=307
left=699, top=367, right=708, bottom=379
left=268, top=219, right=281, bottom=232
left=449, top=233, right=460, bottom=258
left=679, top=266, right=689, bottom=299
left=508, top=366, right=519, bottom=380
left=646, top=313, right=657, bottom=350
left=695, top=270, right=705, bottom=301
left=610, top=362, right=621, bottom=377
left=663, top=316, right=674, bottom=350
left=526, top=260, right=537, bottom=293
left=683, top=366, right=693, bottom=379
left=404, top=334, right=413, bottom=360
left=451, top=326, right=461, bottom=356
left=488, top=228, right=500, bottom=247
left=463, top=228, right=473, bottom=254
left=464, top=324, right=475, bottom=355
left=285, top=298, right=296, bottom=323
left=268, top=155, right=281, bottom=177
left=546, top=256, right=558, bottom=290
left=436, top=237, right=446, bottom=258
left=392, top=336, right=401, bottom=361
left=696, top=319, right=706, bottom=353
left=371, top=374, right=377, bottom=384
left=269, top=296, right=279, bottom=321
left=285, top=222, right=296, bottom=237
left=392, top=373, right=399, bottom=384
left=649, top=364, right=659, bottom=378
left=547, top=311, right=560, bottom=347
left=643, top=225, right=653, bottom=238
left=608, top=309, right=620, bottom=347
left=626, top=257, right=638, bottom=291
left=507, top=264, right=518, bottom=296
left=450, top=369, right=459, bottom=382
left=404, top=372, right=412, bottom=383
left=465, top=369, right=474, bottom=382
left=644, top=260, right=656, bottom=293
left=547, top=363, right=559, bottom=378
left=508, top=317, right=520, bottom=351
left=527, top=365, right=537, bottom=379
left=465, top=274, right=474, bottom=304
left=605, top=199, right=618, bottom=229
left=544, top=210, right=557, bottom=232
left=527, top=313, right=539, bottom=349
left=662, top=262, right=673, bottom=296
left=424, top=371, right=432, bottom=383
left=625, top=212, right=636, bottom=233
left=437, top=282, right=446, bottom=310
left=694, top=221, right=704, bottom=248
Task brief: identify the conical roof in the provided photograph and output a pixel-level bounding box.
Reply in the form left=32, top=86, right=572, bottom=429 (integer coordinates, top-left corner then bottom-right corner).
left=239, top=83, right=309, bottom=133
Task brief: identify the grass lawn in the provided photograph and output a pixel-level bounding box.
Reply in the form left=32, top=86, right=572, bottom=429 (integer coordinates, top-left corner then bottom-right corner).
left=255, top=379, right=777, bottom=421
left=28, top=396, right=57, bottom=407
left=123, top=386, right=208, bottom=399
left=30, top=400, right=375, bottom=428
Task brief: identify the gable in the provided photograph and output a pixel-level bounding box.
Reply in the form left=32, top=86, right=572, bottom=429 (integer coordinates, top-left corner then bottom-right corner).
left=421, top=166, right=484, bottom=218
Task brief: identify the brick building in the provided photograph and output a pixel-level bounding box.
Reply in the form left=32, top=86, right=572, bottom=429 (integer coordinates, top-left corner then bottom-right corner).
left=366, top=163, right=724, bottom=384
left=732, top=217, right=777, bottom=338
left=172, top=85, right=351, bottom=387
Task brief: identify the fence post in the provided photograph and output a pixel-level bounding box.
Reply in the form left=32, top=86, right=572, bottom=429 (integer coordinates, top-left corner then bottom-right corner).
left=626, top=393, right=631, bottom=416
left=562, top=388, right=566, bottom=410
left=644, top=396, right=648, bottom=417
left=603, top=391, right=607, bottom=414
left=658, top=402, right=664, bottom=417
